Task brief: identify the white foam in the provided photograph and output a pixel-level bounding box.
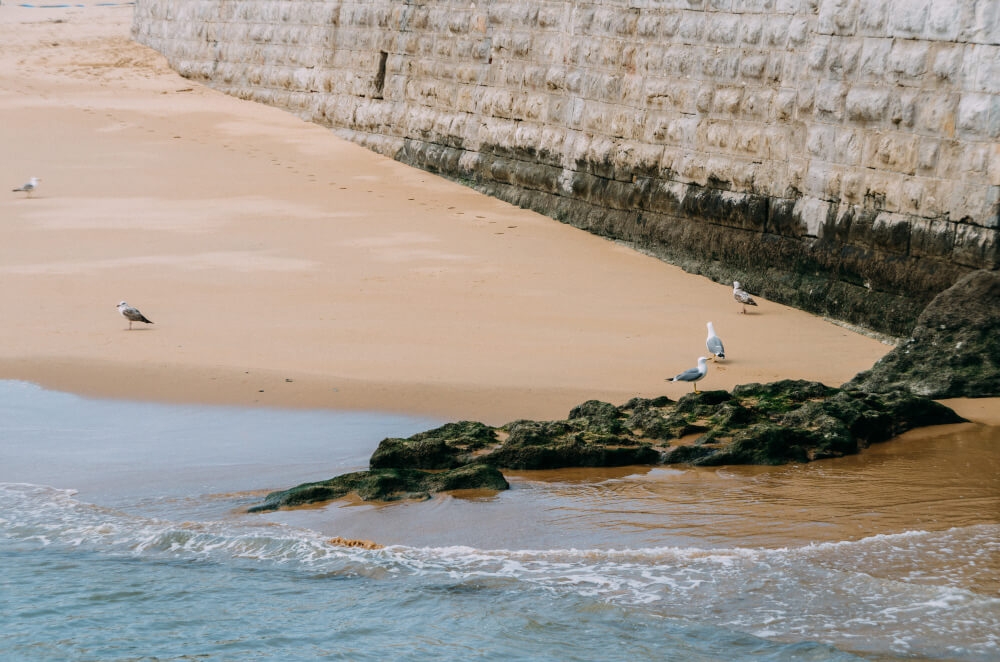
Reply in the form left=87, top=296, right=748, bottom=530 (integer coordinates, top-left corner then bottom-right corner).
left=4, top=482, right=999, bottom=660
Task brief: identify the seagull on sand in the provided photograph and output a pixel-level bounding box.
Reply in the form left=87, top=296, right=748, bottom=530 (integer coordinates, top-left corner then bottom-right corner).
left=733, top=281, right=758, bottom=314
left=706, top=322, right=725, bottom=361
left=117, top=301, right=153, bottom=330
left=668, top=357, right=709, bottom=393
left=12, top=177, right=40, bottom=197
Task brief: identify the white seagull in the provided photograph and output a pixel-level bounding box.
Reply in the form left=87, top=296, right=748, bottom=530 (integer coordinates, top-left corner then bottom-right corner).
left=733, top=281, right=758, bottom=314
left=117, top=301, right=153, bottom=330
left=669, top=357, right=709, bottom=393
left=706, top=322, right=725, bottom=361
left=12, top=177, right=40, bottom=197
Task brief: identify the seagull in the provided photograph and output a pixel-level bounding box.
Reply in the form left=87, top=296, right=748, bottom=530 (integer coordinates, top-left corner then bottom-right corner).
left=706, top=322, right=725, bottom=361
left=668, top=357, right=709, bottom=393
left=733, top=281, right=758, bottom=314
left=117, top=301, right=153, bottom=330
left=12, top=177, right=40, bottom=197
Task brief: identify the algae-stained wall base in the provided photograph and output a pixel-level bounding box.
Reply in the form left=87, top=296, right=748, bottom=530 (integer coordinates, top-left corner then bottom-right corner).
left=133, top=0, right=999, bottom=335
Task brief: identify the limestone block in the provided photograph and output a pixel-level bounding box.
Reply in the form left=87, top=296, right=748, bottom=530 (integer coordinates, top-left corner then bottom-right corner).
left=857, top=2, right=887, bottom=35
left=846, top=87, right=889, bottom=121
left=991, top=96, right=1000, bottom=139
left=814, top=81, right=846, bottom=120
left=957, top=93, right=992, bottom=136
left=741, top=88, right=772, bottom=119
left=764, top=16, right=790, bottom=47
left=817, top=0, right=858, bottom=36
left=914, top=92, right=957, bottom=137
left=713, top=87, right=743, bottom=114
left=932, top=45, right=964, bottom=83
left=788, top=17, right=809, bottom=45
left=910, top=218, right=956, bottom=258
left=887, top=40, right=929, bottom=81
left=973, top=46, right=1000, bottom=94
left=859, top=37, right=892, bottom=81
left=740, top=17, right=763, bottom=45
left=887, top=90, right=917, bottom=128
left=953, top=222, right=999, bottom=268
left=916, top=139, right=941, bottom=172
left=864, top=132, right=918, bottom=175
left=793, top=197, right=834, bottom=238
left=741, top=53, right=768, bottom=79
left=926, top=0, right=962, bottom=40
left=806, top=124, right=836, bottom=159
left=666, top=117, right=699, bottom=145
left=774, top=88, right=796, bottom=120
left=889, top=0, right=929, bottom=37
left=732, top=125, right=762, bottom=155
left=678, top=13, right=706, bottom=41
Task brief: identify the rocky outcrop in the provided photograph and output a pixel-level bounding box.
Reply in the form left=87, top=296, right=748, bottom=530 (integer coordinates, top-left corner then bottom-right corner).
left=133, top=0, right=1000, bottom=337
left=249, top=380, right=962, bottom=511
left=847, top=269, right=1000, bottom=398
left=248, top=465, right=509, bottom=512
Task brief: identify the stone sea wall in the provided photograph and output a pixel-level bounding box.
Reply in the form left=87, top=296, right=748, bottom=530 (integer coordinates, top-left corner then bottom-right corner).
left=132, top=0, right=999, bottom=335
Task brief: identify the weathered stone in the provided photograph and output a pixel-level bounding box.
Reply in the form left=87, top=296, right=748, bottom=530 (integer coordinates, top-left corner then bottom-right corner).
left=848, top=269, right=1000, bottom=398
left=248, top=465, right=510, bottom=511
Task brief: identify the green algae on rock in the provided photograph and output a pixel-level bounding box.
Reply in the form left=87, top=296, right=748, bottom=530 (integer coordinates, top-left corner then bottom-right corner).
left=847, top=269, right=1000, bottom=398
left=248, top=380, right=964, bottom=511
left=247, top=465, right=509, bottom=512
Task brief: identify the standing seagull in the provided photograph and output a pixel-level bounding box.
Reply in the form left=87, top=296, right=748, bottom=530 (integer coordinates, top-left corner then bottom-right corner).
left=12, top=177, right=40, bottom=197
left=117, top=301, right=153, bottom=330
left=668, top=357, right=709, bottom=393
left=706, top=322, right=725, bottom=361
left=733, top=281, right=758, bottom=314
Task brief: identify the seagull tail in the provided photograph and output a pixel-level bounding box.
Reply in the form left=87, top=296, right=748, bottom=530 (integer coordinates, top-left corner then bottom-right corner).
left=140, top=316, right=153, bottom=324
left=717, top=351, right=725, bottom=360
left=12, top=187, right=23, bottom=192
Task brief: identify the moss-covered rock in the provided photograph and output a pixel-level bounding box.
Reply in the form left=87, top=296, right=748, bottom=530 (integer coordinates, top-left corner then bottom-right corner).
left=249, top=380, right=965, bottom=512
left=847, top=269, right=1000, bottom=398
left=247, top=464, right=509, bottom=512
left=369, top=421, right=496, bottom=469
left=486, top=417, right=661, bottom=469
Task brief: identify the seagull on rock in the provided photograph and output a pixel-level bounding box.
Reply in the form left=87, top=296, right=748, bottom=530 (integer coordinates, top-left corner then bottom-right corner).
left=669, top=357, right=709, bottom=393
left=733, top=281, right=758, bottom=314
left=706, top=322, right=725, bottom=361
left=12, top=177, right=40, bottom=197
left=117, top=301, right=153, bottom=330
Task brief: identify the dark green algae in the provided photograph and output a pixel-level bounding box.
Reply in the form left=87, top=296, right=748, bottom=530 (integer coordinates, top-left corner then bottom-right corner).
left=248, top=380, right=963, bottom=512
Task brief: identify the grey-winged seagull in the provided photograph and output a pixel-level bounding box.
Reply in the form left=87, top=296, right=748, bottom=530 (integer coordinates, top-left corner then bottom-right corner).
left=117, top=301, right=153, bottom=330
left=12, top=177, right=40, bottom=197
left=733, top=281, right=758, bottom=314
left=668, top=357, right=709, bottom=393
left=706, top=322, right=725, bottom=361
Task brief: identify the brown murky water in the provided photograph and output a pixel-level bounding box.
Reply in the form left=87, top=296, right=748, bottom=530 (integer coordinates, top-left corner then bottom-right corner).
left=273, top=421, right=1000, bottom=589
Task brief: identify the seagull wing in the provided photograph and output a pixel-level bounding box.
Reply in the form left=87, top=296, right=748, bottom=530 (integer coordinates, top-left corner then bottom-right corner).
left=122, top=307, right=153, bottom=323
left=735, top=290, right=757, bottom=305
left=707, top=336, right=725, bottom=356
left=672, top=366, right=703, bottom=382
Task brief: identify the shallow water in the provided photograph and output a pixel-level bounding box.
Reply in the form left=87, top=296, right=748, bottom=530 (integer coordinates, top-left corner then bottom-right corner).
left=2, top=380, right=998, bottom=661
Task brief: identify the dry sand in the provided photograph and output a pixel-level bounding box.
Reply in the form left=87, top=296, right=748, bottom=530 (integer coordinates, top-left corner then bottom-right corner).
left=0, top=5, right=896, bottom=424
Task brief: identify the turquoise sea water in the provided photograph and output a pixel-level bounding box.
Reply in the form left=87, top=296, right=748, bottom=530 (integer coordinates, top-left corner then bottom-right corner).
left=2, top=380, right=998, bottom=661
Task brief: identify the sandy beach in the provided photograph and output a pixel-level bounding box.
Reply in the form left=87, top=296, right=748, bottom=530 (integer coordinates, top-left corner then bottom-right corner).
left=0, top=5, right=895, bottom=424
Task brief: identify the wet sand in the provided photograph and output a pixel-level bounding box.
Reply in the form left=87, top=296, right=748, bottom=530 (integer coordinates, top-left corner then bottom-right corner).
left=0, top=5, right=895, bottom=424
